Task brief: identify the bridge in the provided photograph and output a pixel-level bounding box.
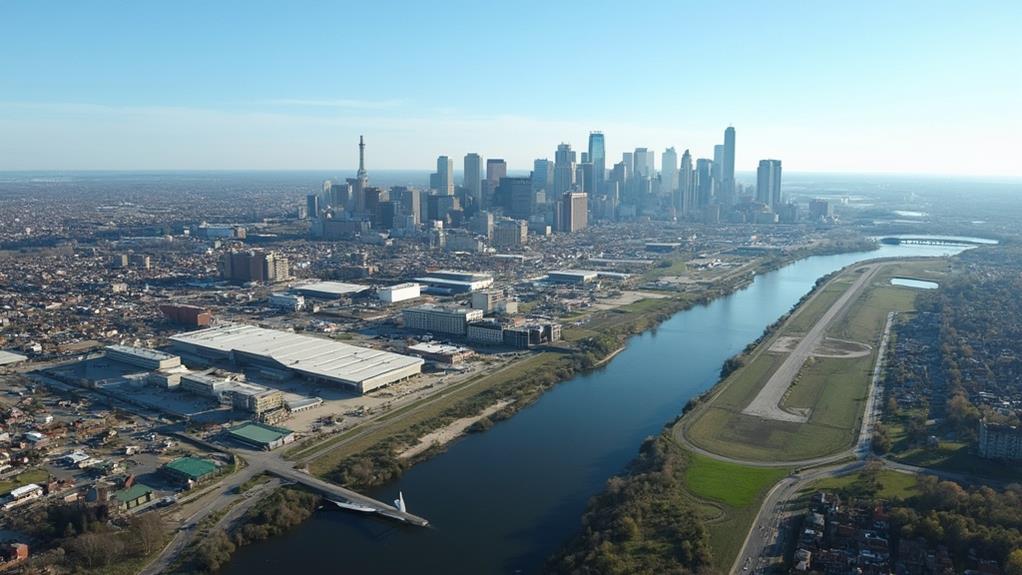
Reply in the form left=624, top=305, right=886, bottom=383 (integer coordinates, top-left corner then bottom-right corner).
left=879, top=236, right=992, bottom=246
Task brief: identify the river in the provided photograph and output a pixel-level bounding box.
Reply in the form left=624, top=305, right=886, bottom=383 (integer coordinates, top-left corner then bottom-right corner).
left=222, top=241, right=973, bottom=575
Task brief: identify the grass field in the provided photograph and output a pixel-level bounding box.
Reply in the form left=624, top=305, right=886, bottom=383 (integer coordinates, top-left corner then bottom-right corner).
left=0, top=468, right=48, bottom=495
left=678, top=449, right=791, bottom=573
left=681, top=259, right=950, bottom=463
left=810, top=469, right=920, bottom=500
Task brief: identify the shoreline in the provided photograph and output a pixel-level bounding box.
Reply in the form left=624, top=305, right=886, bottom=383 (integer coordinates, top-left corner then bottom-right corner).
left=209, top=239, right=881, bottom=573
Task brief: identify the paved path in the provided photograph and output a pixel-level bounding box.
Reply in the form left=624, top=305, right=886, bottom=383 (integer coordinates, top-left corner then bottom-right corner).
left=742, top=264, right=880, bottom=423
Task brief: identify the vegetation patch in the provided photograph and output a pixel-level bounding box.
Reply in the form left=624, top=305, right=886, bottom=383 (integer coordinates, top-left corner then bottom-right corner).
left=684, top=453, right=789, bottom=507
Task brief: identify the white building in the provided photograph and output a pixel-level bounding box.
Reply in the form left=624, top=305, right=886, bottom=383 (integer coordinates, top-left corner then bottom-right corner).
left=378, top=282, right=421, bottom=304
left=269, top=292, right=305, bottom=311
left=105, top=345, right=181, bottom=371
left=402, top=305, right=484, bottom=336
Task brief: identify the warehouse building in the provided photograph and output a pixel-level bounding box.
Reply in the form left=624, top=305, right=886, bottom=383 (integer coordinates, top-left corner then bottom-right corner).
left=227, top=421, right=295, bottom=450
left=105, top=345, right=181, bottom=371
left=378, top=282, right=421, bottom=304
left=546, top=270, right=599, bottom=284
left=407, top=342, right=475, bottom=365
left=112, top=484, right=155, bottom=511
left=268, top=292, right=305, bottom=311
left=170, top=324, right=423, bottom=394
left=414, top=270, right=494, bottom=293
left=402, top=304, right=484, bottom=336
left=290, top=281, right=369, bottom=299
left=161, top=456, right=220, bottom=486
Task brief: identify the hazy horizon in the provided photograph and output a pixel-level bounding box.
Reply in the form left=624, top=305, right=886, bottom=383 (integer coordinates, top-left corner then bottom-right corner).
left=2, top=1, right=1020, bottom=175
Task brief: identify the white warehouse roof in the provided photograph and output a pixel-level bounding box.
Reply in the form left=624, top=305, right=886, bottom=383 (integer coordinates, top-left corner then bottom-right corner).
left=291, top=281, right=369, bottom=298
left=169, top=324, right=422, bottom=393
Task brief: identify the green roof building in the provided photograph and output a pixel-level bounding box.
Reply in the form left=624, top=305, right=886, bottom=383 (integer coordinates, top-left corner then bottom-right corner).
left=113, top=483, right=154, bottom=510
left=162, top=456, right=219, bottom=484
left=227, top=421, right=295, bottom=450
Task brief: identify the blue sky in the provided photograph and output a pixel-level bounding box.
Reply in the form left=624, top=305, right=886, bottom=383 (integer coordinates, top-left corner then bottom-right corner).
left=1, top=0, right=1020, bottom=175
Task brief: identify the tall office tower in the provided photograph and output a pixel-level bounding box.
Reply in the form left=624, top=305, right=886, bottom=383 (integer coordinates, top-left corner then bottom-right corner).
left=722, top=126, right=736, bottom=207
left=306, top=194, right=320, bottom=219
left=553, top=143, right=576, bottom=196
left=588, top=131, right=606, bottom=193
left=532, top=158, right=553, bottom=196
left=633, top=148, right=653, bottom=179
left=393, top=186, right=421, bottom=225
left=756, top=159, right=783, bottom=209
left=622, top=152, right=633, bottom=182
left=434, top=156, right=454, bottom=195
left=499, top=176, right=535, bottom=219
left=464, top=153, right=482, bottom=206
left=712, top=145, right=724, bottom=183
left=327, top=182, right=351, bottom=210
left=661, top=147, right=678, bottom=198
left=354, top=135, right=369, bottom=214
left=363, top=187, right=387, bottom=226
left=486, top=159, right=507, bottom=188
left=560, top=191, right=588, bottom=232
left=579, top=161, right=595, bottom=194
left=678, top=149, right=693, bottom=215
left=695, top=158, right=713, bottom=208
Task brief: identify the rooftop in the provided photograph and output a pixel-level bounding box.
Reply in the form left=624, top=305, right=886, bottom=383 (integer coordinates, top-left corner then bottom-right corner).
left=113, top=483, right=154, bottom=503
left=228, top=421, right=293, bottom=445
left=163, top=456, right=217, bottom=479
left=170, top=324, right=423, bottom=387
left=291, top=281, right=369, bottom=297
left=0, top=350, right=28, bottom=366
left=105, top=344, right=179, bottom=361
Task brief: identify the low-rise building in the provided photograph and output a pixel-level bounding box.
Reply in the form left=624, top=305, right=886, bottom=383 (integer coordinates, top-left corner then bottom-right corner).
left=378, top=282, right=421, bottom=304
left=467, top=321, right=505, bottom=345
left=227, top=421, right=295, bottom=450
left=402, top=304, right=484, bottom=336
left=268, top=292, right=305, bottom=312
left=162, top=456, right=220, bottom=486
left=105, top=345, right=181, bottom=371
left=407, top=342, right=474, bottom=365
left=112, top=483, right=154, bottom=511
left=546, top=270, right=599, bottom=284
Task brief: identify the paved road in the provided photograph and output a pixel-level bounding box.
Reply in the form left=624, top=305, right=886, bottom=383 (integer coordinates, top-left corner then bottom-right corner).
left=742, top=263, right=880, bottom=422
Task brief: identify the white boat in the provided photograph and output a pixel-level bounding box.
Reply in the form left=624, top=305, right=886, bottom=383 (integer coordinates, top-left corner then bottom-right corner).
left=393, top=491, right=407, bottom=513
left=331, top=499, right=375, bottom=513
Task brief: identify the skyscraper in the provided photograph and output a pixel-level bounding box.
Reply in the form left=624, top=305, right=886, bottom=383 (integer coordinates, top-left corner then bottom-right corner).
left=696, top=158, right=713, bottom=208
left=722, top=126, right=736, bottom=207
left=353, top=135, right=369, bottom=214
left=588, top=131, right=606, bottom=193
left=756, top=159, right=782, bottom=209
left=306, top=194, right=320, bottom=219
left=560, top=191, right=588, bottom=233
left=661, top=147, right=678, bottom=198
left=484, top=159, right=507, bottom=208
left=553, top=143, right=576, bottom=197
left=464, top=153, right=482, bottom=206
left=435, top=156, right=454, bottom=195
left=633, top=148, right=653, bottom=179
left=678, top=149, right=693, bottom=215
left=532, top=158, right=553, bottom=197
left=499, top=176, right=534, bottom=219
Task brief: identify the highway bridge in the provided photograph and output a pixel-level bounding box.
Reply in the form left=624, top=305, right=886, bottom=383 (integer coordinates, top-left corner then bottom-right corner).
left=879, top=236, right=992, bottom=246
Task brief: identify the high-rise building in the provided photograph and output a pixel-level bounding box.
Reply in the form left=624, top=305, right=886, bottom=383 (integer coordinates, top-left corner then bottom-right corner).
left=560, top=191, right=588, bottom=233
left=661, top=147, right=678, bottom=198
left=553, top=143, right=576, bottom=197
left=464, top=153, right=482, bottom=207
left=353, top=135, right=369, bottom=214
left=696, top=158, right=713, bottom=208
left=678, top=149, right=693, bottom=215
left=434, top=156, right=454, bottom=195
left=722, top=126, right=736, bottom=207
left=392, top=186, right=421, bottom=225
left=633, top=148, right=653, bottom=179
left=712, top=145, right=724, bottom=184
left=757, top=159, right=783, bottom=209
left=588, top=132, right=606, bottom=192
left=492, top=218, right=528, bottom=247
left=532, top=159, right=553, bottom=197
left=497, top=176, right=534, bottom=218
left=484, top=159, right=507, bottom=208
left=220, top=251, right=289, bottom=283
left=306, top=194, right=320, bottom=220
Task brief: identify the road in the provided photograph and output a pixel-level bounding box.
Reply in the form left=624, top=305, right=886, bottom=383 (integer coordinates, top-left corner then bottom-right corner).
left=742, top=263, right=880, bottom=423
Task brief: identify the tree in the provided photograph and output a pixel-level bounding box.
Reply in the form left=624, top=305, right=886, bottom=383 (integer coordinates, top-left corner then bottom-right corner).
left=131, top=513, right=165, bottom=555
left=1005, top=549, right=1022, bottom=575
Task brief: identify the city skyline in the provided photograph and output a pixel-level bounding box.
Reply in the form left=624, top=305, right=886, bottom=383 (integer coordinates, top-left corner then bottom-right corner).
left=1, top=1, right=1020, bottom=176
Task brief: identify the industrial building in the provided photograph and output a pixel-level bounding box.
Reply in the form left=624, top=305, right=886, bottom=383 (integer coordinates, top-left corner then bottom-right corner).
left=402, top=304, right=484, bottom=336
left=161, top=456, right=220, bottom=485
left=169, top=324, right=423, bottom=394
left=546, top=270, right=599, bottom=284
left=268, top=292, right=305, bottom=311
left=414, top=270, right=493, bottom=293
left=378, top=282, right=421, bottom=303
left=112, top=484, right=155, bottom=511
left=407, top=342, right=475, bottom=365
left=105, top=345, right=181, bottom=371
left=290, top=281, right=369, bottom=299
left=227, top=421, right=295, bottom=450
